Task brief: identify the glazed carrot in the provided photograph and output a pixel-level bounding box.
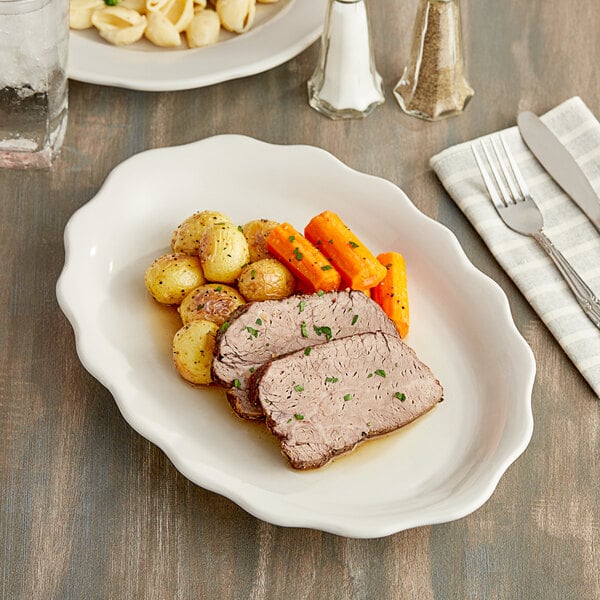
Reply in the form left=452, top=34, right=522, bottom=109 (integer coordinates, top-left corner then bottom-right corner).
left=371, top=252, right=409, bottom=338
left=304, top=211, right=387, bottom=290
left=266, top=222, right=341, bottom=293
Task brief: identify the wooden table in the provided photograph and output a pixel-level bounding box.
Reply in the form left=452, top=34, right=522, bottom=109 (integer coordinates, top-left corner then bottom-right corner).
left=2, top=1, right=599, bottom=598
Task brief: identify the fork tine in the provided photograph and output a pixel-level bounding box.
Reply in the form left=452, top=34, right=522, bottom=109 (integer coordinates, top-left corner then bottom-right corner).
left=498, top=134, right=530, bottom=201
left=480, top=140, right=513, bottom=207
left=491, top=137, right=521, bottom=203
left=471, top=143, right=505, bottom=208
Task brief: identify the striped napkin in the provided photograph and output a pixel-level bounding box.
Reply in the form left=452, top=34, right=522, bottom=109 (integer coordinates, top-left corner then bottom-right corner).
left=430, top=96, right=600, bottom=398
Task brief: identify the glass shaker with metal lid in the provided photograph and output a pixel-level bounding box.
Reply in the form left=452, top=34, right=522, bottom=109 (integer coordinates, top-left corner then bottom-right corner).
left=394, top=0, right=473, bottom=121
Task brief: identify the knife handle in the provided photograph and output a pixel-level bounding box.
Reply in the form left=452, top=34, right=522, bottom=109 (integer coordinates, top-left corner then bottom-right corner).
left=534, top=232, right=600, bottom=328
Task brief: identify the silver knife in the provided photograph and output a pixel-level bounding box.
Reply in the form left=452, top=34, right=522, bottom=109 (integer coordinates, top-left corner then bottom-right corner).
left=517, top=111, right=600, bottom=233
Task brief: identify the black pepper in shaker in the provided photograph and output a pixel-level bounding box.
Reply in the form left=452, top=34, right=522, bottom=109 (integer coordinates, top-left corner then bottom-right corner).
left=394, top=0, right=474, bottom=121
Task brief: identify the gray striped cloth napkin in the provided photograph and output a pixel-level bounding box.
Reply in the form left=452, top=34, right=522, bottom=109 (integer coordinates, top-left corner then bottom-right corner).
left=430, top=96, right=600, bottom=398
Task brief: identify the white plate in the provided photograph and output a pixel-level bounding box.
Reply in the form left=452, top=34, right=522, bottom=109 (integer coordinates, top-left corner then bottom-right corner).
left=56, top=135, right=535, bottom=538
left=67, top=0, right=326, bottom=91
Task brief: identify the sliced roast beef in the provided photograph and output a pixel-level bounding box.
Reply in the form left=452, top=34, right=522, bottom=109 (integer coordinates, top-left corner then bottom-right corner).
left=249, top=331, right=443, bottom=469
left=212, top=290, right=399, bottom=420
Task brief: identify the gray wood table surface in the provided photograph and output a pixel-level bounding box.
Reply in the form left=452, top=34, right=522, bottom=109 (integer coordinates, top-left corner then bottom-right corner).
left=1, top=1, right=599, bottom=598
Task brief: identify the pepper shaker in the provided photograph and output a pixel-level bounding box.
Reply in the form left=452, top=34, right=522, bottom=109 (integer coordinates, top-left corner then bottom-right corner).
left=307, top=0, right=384, bottom=120
left=394, top=0, right=473, bottom=121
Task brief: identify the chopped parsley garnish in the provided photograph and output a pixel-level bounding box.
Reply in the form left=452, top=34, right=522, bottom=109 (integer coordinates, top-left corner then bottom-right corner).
left=293, top=247, right=303, bottom=261
left=349, top=241, right=359, bottom=248
left=220, top=321, right=230, bottom=332
left=255, top=318, right=262, bottom=325
left=288, top=235, right=295, bottom=243
left=304, top=347, right=312, bottom=356
left=294, top=384, right=304, bottom=392
left=375, top=369, right=386, bottom=378
left=233, top=379, right=241, bottom=389
left=325, top=376, right=339, bottom=383
left=294, top=413, right=304, bottom=420
left=237, top=225, right=243, bottom=232
left=343, top=394, right=353, bottom=401
left=300, top=321, right=308, bottom=338
left=321, top=265, right=333, bottom=271
left=313, top=325, right=332, bottom=341
left=394, top=392, right=406, bottom=401
left=215, top=286, right=222, bottom=292
left=298, top=300, right=306, bottom=313
left=249, top=367, right=255, bottom=373
left=103, top=0, right=118, bottom=5
left=251, top=269, right=256, bottom=280
left=317, top=290, right=325, bottom=296
left=351, top=314, right=358, bottom=325
left=246, top=326, right=259, bottom=337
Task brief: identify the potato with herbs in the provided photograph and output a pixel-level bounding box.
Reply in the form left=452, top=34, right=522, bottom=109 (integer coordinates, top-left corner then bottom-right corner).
left=242, top=218, right=278, bottom=262
left=238, top=258, right=295, bottom=301
left=171, top=210, right=232, bottom=255
left=172, top=319, right=218, bottom=385
left=178, top=283, right=245, bottom=326
left=144, top=252, right=205, bottom=305
left=199, top=222, right=250, bottom=283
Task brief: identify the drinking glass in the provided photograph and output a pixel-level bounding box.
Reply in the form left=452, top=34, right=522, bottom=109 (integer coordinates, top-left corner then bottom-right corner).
left=0, top=0, right=69, bottom=168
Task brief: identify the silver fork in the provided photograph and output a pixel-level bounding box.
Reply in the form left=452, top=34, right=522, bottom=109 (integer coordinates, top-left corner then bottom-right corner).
left=471, top=135, right=600, bottom=329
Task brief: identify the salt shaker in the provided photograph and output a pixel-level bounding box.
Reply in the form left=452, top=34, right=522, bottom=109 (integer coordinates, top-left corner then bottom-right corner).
left=307, top=0, right=384, bottom=120
left=394, top=0, right=473, bottom=121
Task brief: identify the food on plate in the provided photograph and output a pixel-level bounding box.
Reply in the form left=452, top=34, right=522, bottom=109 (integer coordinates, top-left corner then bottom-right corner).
left=172, top=319, right=219, bottom=384
left=237, top=258, right=295, bottom=301
left=241, top=218, right=278, bottom=262
left=145, top=12, right=182, bottom=46
left=186, top=8, right=221, bottom=48
left=304, top=210, right=388, bottom=290
left=144, top=208, right=430, bottom=468
left=249, top=331, right=443, bottom=469
left=212, top=290, right=400, bottom=420
left=266, top=222, right=341, bottom=294
left=216, top=0, right=255, bottom=33
left=372, top=252, right=410, bottom=338
left=144, top=252, right=205, bottom=304
left=70, top=0, right=104, bottom=29
left=178, top=283, right=245, bottom=326
left=171, top=210, right=232, bottom=255
left=198, top=221, right=250, bottom=283
left=91, top=6, right=148, bottom=46
left=70, top=0, right=280, bottom=50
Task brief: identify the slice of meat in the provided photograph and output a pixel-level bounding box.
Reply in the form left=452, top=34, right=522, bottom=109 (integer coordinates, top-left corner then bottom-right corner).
left=249, top=331, right=443, bottom=469
left=212, top=290, right=399, bottom=420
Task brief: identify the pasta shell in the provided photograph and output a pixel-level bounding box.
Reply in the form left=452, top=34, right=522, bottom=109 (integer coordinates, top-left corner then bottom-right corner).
left=120, top=0, right=147, bottom=13
left=145, top=11, right=182, bottom=46
left=147, top=0, right=193, bottom=31
left=186, top=8, right=220, bottom=47
left=91, top=7, right=147, bottom=45
left=216, top=0, right=255, bottom=34
left=69, top=0, right=104, bottom=29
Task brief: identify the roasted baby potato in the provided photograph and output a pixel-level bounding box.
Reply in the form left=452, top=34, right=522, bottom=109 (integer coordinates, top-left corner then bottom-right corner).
left=178, top=283, right=245, bottom=326
left=171, top=210, right=232, bottom=255
left=199, top=222, right=250, bottom=283
left=172, top=319, right=218, bottom=385
left=237, top=258, right=295, bottom=301
left=144, top=252, right=205, bottom=305
left=242, top=218, right=279, bottom=262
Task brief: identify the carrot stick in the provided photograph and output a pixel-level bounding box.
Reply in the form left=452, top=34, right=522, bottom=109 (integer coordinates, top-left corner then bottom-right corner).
left=266, top=222, right=341, bottom=293
left=371, top=252, right=409, bottom=338
left=304, top=211, right=387, bottom=290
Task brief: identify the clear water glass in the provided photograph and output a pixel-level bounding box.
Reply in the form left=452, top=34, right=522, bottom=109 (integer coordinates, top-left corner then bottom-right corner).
left=0, top=0, right=69, bottom=168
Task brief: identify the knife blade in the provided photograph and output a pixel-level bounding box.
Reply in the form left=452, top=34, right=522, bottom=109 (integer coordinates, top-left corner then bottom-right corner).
left=517, top=110, right=600, bottom=233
